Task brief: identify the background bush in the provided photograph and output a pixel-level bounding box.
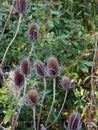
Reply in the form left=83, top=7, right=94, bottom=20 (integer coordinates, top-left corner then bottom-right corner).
left=0, top=0, right=98, bottom=130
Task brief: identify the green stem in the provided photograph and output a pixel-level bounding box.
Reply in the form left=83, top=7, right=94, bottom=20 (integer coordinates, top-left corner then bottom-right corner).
left=37, top=77, right=46, bottom=130
left=33, top=106, right=36, bottom=130
left=0, top=13, right=22, bottom=66
left=28, top=42, right=34, bottom=58
left=45, top=77, right=56, bottom=127
left=46, top=90, right=68, bottom=129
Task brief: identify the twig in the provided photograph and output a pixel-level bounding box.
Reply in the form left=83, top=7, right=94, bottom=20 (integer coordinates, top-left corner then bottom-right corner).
left=45, top=78, right=56, bottom=127
left=0, top=13, right=22, bottom=66
left=33, top=106, right=36, bottom=130
left=88, top=36, right=98, bottom=130
left=28, top=42, right=34, bottom=58
left=46, top=90, right=68, bottom=129
left=0, top=125, right=6, bottom=130
left=0, top=0, right=16, bottom=41
left=37, top=78, right=47, bottom=130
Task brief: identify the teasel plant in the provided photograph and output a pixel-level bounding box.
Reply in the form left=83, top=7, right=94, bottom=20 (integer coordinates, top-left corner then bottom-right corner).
left=65, top=110, right=82, bottom=130
left=46, top=76, right=72, bottom=129
left=45, top=56, right=60, bottom=127
left=0, top=0, right=27, bottom=67
left=27, top=89, right=39, bottom=130
left=20, top=57, right=31, bottom=96
left=28, top=23, right=39, bottom=59
left=34, top=59, right=47, bottom=130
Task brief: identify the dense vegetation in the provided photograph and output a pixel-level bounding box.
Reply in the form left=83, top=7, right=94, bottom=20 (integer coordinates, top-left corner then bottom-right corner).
left=0, top=0, right=98, bottom=130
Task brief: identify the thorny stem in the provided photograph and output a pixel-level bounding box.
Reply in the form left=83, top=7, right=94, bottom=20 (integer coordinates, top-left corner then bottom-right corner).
left=46, top=90, right=68, bottom=129
left=28, top=42, right=34, bottom=58
left=0, top=13, right=22, bottom=67
left=0, top=0, right=16, bottom=41
left=37, top=77, right=47, bottom=130
left=88, top=36, right=98, bottom=130
left=23, top=79, right=27, bottom=97
left=45, top=78, right=56, bottom=127
left=33, top=106, right=36, bottom=130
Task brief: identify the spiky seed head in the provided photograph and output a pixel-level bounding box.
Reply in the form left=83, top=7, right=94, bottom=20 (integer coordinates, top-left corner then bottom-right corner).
left=34, top=60, right=46, bottom=78
left=20, top=58, right=31, bottom=78
left=61, top=76, right=71, bottom=90
left=14, top=67, right=25, bottom=88
left=0, top=68, right=4, bottom=88
left=28, top=90, right=38, bottom=105
left=47, top=56, right=59, bottom=77
left=15, top=0, right=27, bottom=14
left=28, top=23, right=38, bottom=41
left=68, top=110, right=82, bottom=130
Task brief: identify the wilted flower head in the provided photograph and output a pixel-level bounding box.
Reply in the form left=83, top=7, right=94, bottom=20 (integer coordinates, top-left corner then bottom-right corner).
left=47, top=56, right=60, bottom=77
left=61, top=76, right=71, bottom=90
left=28, top=90, right=38, bottom=105
left=68, top=110, right=82, bottom=130
left=14, top=67, right=25, bottom=88
left=20, top=58, right=31, bottom=78
left=34, top=60, right=46, bottom=78
left=0, top=68, right=4, bottom=88
left=15, top=0, right=27, bottom=14
left=28, top=23, right=38, bottom=41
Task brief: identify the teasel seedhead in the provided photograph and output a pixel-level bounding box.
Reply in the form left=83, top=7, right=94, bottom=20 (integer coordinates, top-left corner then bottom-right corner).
left=68, top=110, right=82, bottom=130
left=14, top=67, right=25, bottom=88
left=28, top=90, right=39, bottom=105
left=20, top=58, right=31, bottom=78
left=0, top=68, right=4, bottom=88
left=47, top=56, right=60, bottom=77
left=28, top=23, right=38, bottom=41
left=34, top=60, right=47, bottom=78
left=61, top=76, right=71, bottom=90
left=15, top=0, right=27, bottom=14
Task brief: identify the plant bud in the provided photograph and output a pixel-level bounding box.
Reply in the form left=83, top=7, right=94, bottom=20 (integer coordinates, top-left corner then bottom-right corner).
left=15, top=0, right=27, bottom=14
left=61, top=76, right=71, bottom=90
left=28, top=90, right=38, bottom=105
left=28, top=23, right=38, bottom=41
left=47, top=56, right=59, bottom=77
left=14, top=67, right=25, bottom=88
left=68, top=110, right=82, bottom=130
left=20, top=58, right=31, bottom=78
left=34, top=60, right=46, bottom=78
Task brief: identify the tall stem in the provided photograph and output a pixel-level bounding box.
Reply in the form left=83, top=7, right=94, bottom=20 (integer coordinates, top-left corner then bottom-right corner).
left=46, top=90, right=68, bottom=129
left=23, top=79, right=27, bottom=97
left=45, top=77, right=56, bottom=127
left=0, top=0, right=16, bottom=41
left=0, top=13, right=22, bottom=66
left=33, top=106, right=36, bottom=130
left=37, top=77, right=47, bottom=130
left=28, top=42, right=34, bottom=58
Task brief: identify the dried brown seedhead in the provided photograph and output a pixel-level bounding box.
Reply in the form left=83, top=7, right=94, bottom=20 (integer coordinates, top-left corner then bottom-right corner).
left=28, top=23, right=38, bottom=41
left=68, top=110, right=82, bottom=130
left=20, top=58, right=31, bottom=78
left=61, top=76, right=71, bottom=90
left=0, top=68, right=4, bottom=88
left=14, top=67, right=25, bottom=88
left=34, top=60, right=46, bottom=78
left=28, top=90, right=39, bottom=105
left=15, top=0, right=27, bottom=14
left=47, top=56, right=59, bottom=77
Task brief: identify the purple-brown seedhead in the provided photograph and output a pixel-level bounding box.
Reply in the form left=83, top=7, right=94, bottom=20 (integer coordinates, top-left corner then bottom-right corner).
left=68, top=110, right=82, bottom=130
left=14, top=67, right=25, bottom=88
left=20, top=58, right=31, bottom=78
left=28, top=90, right=39, bottom=105
left=0, top=68, right=4, bottom=88
left=61, top=76, right=71, bottom=90
left=15, top=0, right=27, bottom=14
left=28, top=23, right=38, bottom=41
left=34, top=60, right=47, bottom=78
left=47, top=56, right=60, bottom=77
